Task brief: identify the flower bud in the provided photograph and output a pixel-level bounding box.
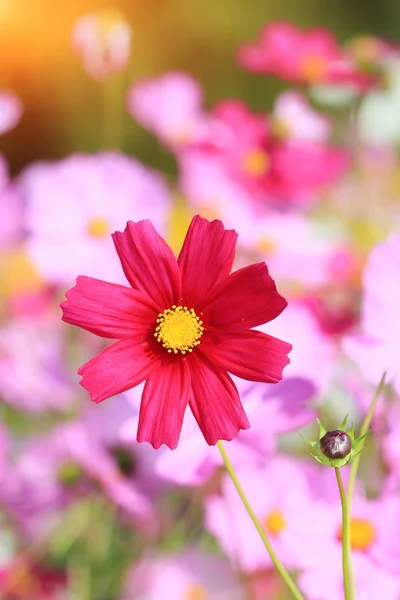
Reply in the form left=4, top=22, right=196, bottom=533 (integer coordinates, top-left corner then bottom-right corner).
left=320, top=429, right=352, bottom=459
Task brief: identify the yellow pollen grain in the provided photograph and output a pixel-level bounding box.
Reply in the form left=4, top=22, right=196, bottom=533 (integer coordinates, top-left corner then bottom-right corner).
left=337, top=518, right=375, bottom=551
left=87, top=217, right=110, bottom=238
left=300, top=54, right=327, bottom=83
left=264, top=509, right=286, bottom=536
left=242, top=149, right=270, bottom=177
left=154, top=305, right=204, bottom=354
left=185, top=584, right=208, bottom=600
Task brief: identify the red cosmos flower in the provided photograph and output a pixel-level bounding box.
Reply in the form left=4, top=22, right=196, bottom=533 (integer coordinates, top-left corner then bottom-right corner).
left=61, top=216, right=291, bottom=449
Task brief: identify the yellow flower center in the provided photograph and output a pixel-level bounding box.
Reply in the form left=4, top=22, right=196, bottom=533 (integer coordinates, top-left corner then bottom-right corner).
left=242, top=149, right=270, bottom=176
left=264, top=509, right=286, bottom=536
left=300, top=54, right=327, bottom=83
left=87, top=217, right=110, bottom=238
left=154, top=305, right=204, bottom=354
left=338, top=518, right=376, bottom=551
left=185, top=584, right=208, bottom=600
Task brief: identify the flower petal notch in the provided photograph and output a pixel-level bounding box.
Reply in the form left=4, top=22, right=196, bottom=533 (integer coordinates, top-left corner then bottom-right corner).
left=61, top=215, right=292, bottom=449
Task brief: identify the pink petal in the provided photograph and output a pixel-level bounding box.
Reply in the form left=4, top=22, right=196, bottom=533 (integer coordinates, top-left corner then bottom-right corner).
left=78, top=339, right=156, bottom=403
left=112, top=220, right=181, bottom=310
left=177, top=215, right=237, bottom=307
left=188, top=352, right=250, bottom=445
left=201, top=330, right=292, bottom=383
left=201, top=262, right=287, bottom=331
left=137, top=358, right=191, bottom=449
left=61, top=275, right=158, bottom=338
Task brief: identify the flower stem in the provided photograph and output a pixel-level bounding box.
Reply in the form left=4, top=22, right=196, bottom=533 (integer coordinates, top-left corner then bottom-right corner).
left=345, top=371, right=386, bottom=600
left=217, top=440, right=304, bottom=600
left=347, top=371, right=386, bottom=510
left=335, top=467, right=352, bottom=600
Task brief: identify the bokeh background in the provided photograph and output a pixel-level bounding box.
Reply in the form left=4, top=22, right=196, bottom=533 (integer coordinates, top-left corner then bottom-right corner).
left=1, top=0, right=399, bottom=176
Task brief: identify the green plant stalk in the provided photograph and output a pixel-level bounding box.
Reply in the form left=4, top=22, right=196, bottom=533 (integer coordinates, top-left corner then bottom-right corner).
left=335, top=467, right=353, bottom=600
left=217, top=440, right=304, bottom=600
left=345, top=371, right=386, bottom=599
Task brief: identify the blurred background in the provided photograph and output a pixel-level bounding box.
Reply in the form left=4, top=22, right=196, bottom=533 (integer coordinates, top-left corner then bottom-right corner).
left=1, top=0, right=400, bottom=176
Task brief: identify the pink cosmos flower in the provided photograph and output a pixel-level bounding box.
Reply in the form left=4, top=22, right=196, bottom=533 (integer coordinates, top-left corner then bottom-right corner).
left=127, top=71, right=210, bottom=148
left=122, top=550, right=243, bottom=600
left=296, top=491, right=400, bottom=600
left=238, top=21, right=376, bottom=91
left=61, top=215, right=292, bottom=449
left=205, top=456, right=326, bottom=573
left=72, top=9, right=132, bottom=80
left=0, top=91, right=23, bottom=135
left=272, top=91, right=331, bottom=143
left=343, top=234, right=400, bottom=393
left=179, top=100, right=348, bottom=208
left=20, top=152, right=171, bottom=285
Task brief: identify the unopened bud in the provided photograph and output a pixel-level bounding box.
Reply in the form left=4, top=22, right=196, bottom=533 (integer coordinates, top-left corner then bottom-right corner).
left=320, top=429, right=352, bottom=459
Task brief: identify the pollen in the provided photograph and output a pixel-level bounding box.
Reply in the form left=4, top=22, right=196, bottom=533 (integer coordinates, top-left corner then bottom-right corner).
left=87, top=216, right=110, bottom=238
left=337, top=517, right=376, bottom=551
left=185, top=584, right=208, bottom=600
left=242, top=148, right=270, bottom=177
left=300, top=54, right=327, bottom=83
left=154, top=305, right=204, bottom=354
left=264, top=509, right=286, bottom=536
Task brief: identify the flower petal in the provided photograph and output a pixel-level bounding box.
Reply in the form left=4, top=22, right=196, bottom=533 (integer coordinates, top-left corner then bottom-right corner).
left=201, top=262, right=287, bottom=331
left=200, top=330, right=292, bottom=383
left=188, top=352, right=250, bottom=445
left=177, top=215, right=238, bottom=307
left=61, top=275, right=158, bottom=339
left=78, top=340, right=156, bottom=403
left=137, top=357, right=191, bottom=450
left=112, top=220, right=181, bottom=309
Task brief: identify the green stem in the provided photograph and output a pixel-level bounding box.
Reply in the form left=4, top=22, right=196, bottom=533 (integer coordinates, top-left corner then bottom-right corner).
left=217, top=441, right=304, bottom=600
left=347, top=372, right=386, bottom=510
left=335, top=467, right=352, bottom=600
left=345, top=371, right=386, bottom=600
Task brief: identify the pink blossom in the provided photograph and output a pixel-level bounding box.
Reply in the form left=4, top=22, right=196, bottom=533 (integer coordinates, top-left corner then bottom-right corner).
left=296, top=492, right=400, bottom=599
left=0, top=91, right=23, bottom=135
left=20, top=152, right=172, bottom=285
left=238, top=21, right=376, bottom=91
left=0, top=316, right=73, bottom=412
left=127, top=71, right=210, bottom=148
left=179, top=100, right=348, bottom=208
left=122, top=550, right=243, bottom=600
left=72, top=9, right=132, bottom=79
left=205, top=456, right=324, bottom=573
left=343, top=234, right=400, bottom=393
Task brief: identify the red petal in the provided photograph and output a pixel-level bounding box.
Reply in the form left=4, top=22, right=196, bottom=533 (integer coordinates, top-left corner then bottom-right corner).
left=188, top=352, right=250, bottom=445
left=61, top=275, right=157, bottom=339
left=78, top=340, right=156, bottom=403
left=137, top=357, right=191, bottom=450
left=112, top=220, right=181, bottom=310
left=201, top=262, right=287, bottom=331
left=177, top=215, right=237, bottom=307
left=201, top=330, right=292, bottom=383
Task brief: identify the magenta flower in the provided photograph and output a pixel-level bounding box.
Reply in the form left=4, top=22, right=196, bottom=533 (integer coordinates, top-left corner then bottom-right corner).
left=61, top=216, right=291, bottom=449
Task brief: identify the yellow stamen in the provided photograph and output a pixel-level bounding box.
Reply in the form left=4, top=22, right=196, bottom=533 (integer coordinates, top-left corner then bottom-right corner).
left=338, top=517, right=375, bottom=551
left=242, top=149, right=270, bottom=177
left=154, top=305, right=204, bottom=354
left=87, top=217, right=110, bottom=238
left=185, top=584, right=208, bottom=600
left=264, top=509, right=286, bottom=536
left=300, top=54, right=327, bottom=83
